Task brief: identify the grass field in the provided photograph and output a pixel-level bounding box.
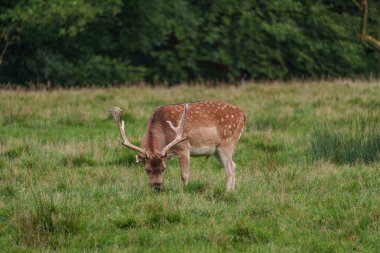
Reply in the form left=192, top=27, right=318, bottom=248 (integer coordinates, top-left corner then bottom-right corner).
left=0, top=81, right=379, bottom=252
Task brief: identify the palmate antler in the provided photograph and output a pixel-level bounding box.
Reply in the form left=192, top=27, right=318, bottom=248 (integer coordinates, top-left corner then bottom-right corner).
left=160, top=104, right=189, bottom=157
left=109, top=107, right=147, bottom=156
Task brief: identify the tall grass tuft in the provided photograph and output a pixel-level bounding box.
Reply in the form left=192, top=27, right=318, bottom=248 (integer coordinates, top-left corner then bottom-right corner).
left=13, top=191, right=82, bottom=249
left=2, top=145, right=31, bottom=160
left=308, top=114, right=380, bottom=164
left=144, top=201, right=183, bottom=227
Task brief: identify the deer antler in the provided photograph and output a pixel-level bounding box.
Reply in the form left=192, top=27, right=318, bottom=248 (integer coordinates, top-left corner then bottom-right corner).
left=109, top=107, right=147, bottom=155
left=160, top=104, right=189, bottom=157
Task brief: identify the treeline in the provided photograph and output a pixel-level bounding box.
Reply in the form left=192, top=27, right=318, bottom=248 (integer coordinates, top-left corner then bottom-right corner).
left=0, top=0, right=378, bottom=86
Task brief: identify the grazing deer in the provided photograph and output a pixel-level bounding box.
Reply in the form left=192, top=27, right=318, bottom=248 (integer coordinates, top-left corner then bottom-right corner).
left=109, top=101, right=245, bottom=191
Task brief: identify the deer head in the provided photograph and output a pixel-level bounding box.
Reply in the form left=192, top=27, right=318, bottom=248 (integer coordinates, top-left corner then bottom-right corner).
left=109, top=104, right=188, bottom=190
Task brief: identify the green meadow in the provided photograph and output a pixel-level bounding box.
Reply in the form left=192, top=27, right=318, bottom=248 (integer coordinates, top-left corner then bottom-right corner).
left=0, top=81, right=379, bottom=252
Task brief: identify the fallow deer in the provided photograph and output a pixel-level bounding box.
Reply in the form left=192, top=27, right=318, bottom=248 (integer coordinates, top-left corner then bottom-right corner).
left=109, top=101, right=245, bottom=191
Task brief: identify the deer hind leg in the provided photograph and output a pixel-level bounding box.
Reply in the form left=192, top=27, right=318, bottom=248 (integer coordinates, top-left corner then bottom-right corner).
left=216, top=146, right=236, bottom=191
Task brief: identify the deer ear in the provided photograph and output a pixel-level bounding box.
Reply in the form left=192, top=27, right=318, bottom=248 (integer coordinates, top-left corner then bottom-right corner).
left=135, top=155, right=144, bottom=163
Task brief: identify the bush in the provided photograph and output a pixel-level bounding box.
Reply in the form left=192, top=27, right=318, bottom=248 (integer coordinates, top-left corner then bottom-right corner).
left=0, top=0, right=377, bottom=85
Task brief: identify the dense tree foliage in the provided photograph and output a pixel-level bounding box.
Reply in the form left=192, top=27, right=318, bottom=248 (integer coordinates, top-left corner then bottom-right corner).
left=0, top=0, right=378, bottom=86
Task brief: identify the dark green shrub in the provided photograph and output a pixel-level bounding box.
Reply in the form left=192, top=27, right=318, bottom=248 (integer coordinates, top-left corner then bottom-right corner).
left=0, top=0, right=377, bottom=85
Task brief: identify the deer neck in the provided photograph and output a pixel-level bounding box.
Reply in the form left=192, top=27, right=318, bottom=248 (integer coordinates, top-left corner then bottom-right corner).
left=142, top=125, right=167, bottom=154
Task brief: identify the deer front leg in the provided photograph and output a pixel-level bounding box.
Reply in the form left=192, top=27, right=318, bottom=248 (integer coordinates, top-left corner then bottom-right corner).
left=179, top=154, right=190, bottom=185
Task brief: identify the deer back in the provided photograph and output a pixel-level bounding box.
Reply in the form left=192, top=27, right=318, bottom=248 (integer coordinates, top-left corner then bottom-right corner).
left=142, top=101, right=245, bottom=152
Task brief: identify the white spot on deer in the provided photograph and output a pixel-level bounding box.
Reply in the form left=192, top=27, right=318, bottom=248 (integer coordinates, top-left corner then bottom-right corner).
left=231, top=115, right=234, bottom=118
left=226, top=115, right=229, bottom=118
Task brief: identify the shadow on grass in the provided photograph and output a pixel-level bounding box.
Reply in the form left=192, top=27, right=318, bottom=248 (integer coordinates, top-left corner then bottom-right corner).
left=228, top=221, right=270, bottom=243
left=184, top=181, right=208, bottom=194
